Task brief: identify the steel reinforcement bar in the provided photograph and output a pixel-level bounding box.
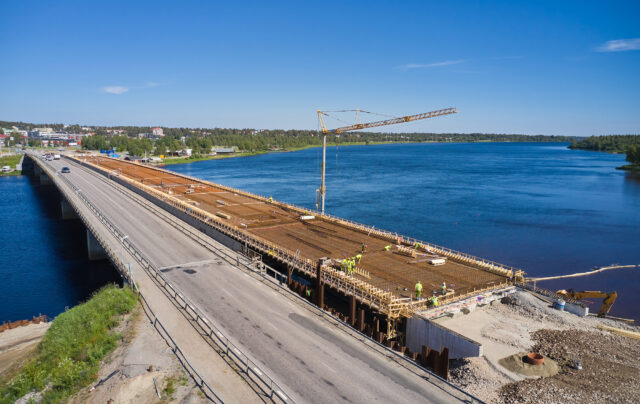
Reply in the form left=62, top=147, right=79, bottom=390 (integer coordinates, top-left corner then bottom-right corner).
left=78, top=156, right=518, bottom=317
left=100, top=156, right=523, bottom=278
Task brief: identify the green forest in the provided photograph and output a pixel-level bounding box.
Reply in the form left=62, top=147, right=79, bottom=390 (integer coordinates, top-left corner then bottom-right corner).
left=569, top=134, right=640, bottom=169
left=568, top=134, right=640, bottom=153
left=2, top=119, right=579, bottom=157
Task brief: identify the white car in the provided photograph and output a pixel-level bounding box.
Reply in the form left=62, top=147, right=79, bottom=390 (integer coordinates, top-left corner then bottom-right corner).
left=1, top=165, right=11, bottom=172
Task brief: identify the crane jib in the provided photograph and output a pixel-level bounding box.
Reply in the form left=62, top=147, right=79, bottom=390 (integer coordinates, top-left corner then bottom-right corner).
left=326, top=107, right=458, bottom=134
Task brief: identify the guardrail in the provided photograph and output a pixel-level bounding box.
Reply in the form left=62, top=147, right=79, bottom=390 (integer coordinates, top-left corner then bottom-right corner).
left=38, top=155, right=294, bottom=403
left=119, top=156, right=523, bottom=277
left=45, top=154, right=485, bottom=404
left=79, top=155, right=521, bottom=318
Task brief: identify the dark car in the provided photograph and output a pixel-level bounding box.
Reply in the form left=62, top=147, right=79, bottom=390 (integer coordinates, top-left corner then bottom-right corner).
left=61, top=167, right=71, bottom=173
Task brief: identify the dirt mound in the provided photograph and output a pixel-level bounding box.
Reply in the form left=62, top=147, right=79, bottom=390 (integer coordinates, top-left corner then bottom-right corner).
left=498, top=353, right=558, bottom=377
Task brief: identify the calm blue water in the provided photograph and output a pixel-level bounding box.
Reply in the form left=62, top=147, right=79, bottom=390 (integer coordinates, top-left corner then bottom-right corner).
left=169, top=143, right=640, bottom=320
left=0, top=175, right=121, bottom=323
left=1, top=143, right=638, bottom=322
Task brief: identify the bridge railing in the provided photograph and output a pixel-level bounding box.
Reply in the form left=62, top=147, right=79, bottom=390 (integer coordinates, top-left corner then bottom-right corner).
left=48, top=158, right=294, bottom=404
left=99, top=156, right=524, bottom=279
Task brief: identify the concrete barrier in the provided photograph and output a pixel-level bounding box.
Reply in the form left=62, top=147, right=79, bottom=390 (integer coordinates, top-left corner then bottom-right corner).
left=564, top=301, right=589, bottom=317
left=406, top=316, right=483, bottom=359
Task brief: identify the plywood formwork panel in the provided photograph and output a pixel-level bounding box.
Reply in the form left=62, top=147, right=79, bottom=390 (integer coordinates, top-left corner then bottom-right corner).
left=80, top=156, right=511, bottom=307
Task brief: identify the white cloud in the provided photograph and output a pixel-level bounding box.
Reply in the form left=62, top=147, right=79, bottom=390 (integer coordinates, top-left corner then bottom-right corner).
left=596, top=38, right=640, bottom=52
left=103, top=86, right=129, bottom=94
left=396, top=60, right=468, bottom=70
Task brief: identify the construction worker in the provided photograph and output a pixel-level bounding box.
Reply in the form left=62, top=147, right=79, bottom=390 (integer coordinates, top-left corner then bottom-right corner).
left=356, top=254, right=362, bottom=263
left=268, top=196, right=273, bottom=203
left=361, top=243, right=367, bottom=253
left=430, top=295, right=439, bottom=307
left=306, top=289, right=311, bottom=298
left=415, top=281, right=423, bottom=299
left=384, top=245, right=391, bottom=251
left=441, top=282, right=447, bottom=295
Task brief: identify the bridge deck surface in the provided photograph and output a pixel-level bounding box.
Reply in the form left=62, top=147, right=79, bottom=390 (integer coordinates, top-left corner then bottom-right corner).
left=83, top=156, right=506, bottom=299
left=43, top=155, right=466, bottom=403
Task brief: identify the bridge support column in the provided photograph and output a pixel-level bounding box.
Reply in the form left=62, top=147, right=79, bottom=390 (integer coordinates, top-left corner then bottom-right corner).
left=86, top=229, right=107, bottom=261
left=349, top=295, right=357, bottom=327
left=39, top=173, right=52, bottom=185
left=60, top=198, right=77, bottom=220
left=316, top=260, right=324, bottom=309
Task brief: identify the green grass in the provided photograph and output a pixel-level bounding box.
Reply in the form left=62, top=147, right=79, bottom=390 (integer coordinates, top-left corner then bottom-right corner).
left=0, top=285, right=137, bottom=404
left=616, top=164, right=640, bottom=172
left=0, top=154, right=22, bottom=175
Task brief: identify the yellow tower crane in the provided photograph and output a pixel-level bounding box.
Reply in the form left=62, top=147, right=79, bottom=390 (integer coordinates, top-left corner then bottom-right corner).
left=315, top=107, right=458, bottom=213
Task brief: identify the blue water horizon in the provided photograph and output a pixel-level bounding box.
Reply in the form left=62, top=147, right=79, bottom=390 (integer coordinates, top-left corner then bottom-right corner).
left=169, top=142, right=640, bottom=320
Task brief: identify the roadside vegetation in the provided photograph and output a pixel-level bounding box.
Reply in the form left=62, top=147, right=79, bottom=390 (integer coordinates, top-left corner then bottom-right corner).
left=0, top=285, right=137, bottom=404
left=569, top=134, right=640, bottom=171
left=0, top=154, right=22, bottom=176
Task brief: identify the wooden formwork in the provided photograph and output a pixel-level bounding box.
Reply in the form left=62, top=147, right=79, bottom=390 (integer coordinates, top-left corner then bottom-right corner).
left=77, top=156, right=519, bottom=318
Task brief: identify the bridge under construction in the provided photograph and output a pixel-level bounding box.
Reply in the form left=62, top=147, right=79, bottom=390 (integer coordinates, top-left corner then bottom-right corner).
left=77, top=155, right=523, bottom=329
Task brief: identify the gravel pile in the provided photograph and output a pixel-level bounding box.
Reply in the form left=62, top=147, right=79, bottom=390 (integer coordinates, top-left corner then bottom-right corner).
left=450, top=357, right=505, bottom=403
left=499, top=329, right=640, bottom=403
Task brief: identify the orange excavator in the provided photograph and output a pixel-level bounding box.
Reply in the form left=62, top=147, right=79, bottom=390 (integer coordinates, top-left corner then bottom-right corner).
left=556, top=289, right=618, bottom=317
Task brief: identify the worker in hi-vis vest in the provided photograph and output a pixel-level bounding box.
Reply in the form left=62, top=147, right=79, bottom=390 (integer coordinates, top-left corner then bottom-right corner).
left=441, top=282, right=447, bottom=295
left=415, top=281, right=423, bottom=299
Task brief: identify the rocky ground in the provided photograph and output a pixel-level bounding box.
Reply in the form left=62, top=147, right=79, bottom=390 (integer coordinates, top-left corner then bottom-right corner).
left=446, top=289, right=640, bottom=403
left=70, top=307, right=207, bottom=404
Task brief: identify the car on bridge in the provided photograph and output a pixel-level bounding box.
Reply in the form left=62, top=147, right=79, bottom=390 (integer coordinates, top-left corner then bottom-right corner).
left=61, top=166, right=70, bottom=173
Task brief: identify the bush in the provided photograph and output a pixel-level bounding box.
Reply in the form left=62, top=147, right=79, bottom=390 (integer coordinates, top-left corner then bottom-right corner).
left=0, top=285, right=137, bottom=403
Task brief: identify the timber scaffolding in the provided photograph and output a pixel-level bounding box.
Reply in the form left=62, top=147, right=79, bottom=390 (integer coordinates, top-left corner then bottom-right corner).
left=73, top=155, right=524, bottom=319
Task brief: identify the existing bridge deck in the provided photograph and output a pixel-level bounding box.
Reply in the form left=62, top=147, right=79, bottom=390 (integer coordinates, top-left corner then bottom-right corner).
left=82, top=156, right=507, bottom=300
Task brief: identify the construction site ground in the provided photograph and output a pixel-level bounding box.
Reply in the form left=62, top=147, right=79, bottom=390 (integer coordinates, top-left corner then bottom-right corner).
left=84, top=156, right=507, bottom=301
left=69, top=306, right=206, bottom=404
left=445, top=289, right=640, bottom=403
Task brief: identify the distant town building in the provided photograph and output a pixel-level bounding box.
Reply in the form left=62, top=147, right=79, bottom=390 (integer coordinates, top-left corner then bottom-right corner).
left=151, top=127, right=164, bottom=137
left=212, top=147, right=235, bottom=154
left=33, top=127, right=53, bottom=133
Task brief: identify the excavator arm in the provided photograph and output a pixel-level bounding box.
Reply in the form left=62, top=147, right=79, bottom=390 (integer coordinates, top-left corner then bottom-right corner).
left=556, top=289, right=618, bottom=317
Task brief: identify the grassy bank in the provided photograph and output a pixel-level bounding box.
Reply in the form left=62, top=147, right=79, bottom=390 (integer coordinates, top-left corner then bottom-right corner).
left=616, top=164, right=640, bottom=172
left=0, top=154, right=22, bottom=176
left=0, top=285, right=137, bottom=404
left=161, top=141, right=399, bottom=166
left=161, top=150, right=270, bottom=165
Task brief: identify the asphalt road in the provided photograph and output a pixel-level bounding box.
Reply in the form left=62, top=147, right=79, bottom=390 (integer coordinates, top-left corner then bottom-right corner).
left=45, top=156, right=466, bottom=404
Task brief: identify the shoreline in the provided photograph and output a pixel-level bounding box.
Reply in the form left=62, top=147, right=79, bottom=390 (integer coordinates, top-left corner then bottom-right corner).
left=162, top=140, right=572, bottom=166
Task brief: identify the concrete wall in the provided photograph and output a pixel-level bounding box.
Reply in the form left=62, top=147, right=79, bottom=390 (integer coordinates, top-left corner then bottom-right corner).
left=406, top=316, right=483, bottom=359
left=564, top=301, right=589, bottom=317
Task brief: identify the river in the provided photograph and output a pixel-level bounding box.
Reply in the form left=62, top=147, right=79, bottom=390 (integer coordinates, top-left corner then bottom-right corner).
left=168, top=142, right=640, bottom=320
left=0, top=174, right=121, bottom=323
left=1, top=142, right=638, bottom=321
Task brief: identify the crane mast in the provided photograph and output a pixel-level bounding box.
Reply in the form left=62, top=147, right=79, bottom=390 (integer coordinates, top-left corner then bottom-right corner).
left=315, top=107, right=458, bottom=213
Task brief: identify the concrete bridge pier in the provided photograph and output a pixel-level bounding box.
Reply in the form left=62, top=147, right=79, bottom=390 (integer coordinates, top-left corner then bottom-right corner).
left=86, top=229, right=107, bottom=261
left=60, top=198, right=78, bottom=220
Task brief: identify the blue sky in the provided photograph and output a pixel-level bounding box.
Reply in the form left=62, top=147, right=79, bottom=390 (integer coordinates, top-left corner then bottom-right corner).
left=1, top=0, right=639, bottom=136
